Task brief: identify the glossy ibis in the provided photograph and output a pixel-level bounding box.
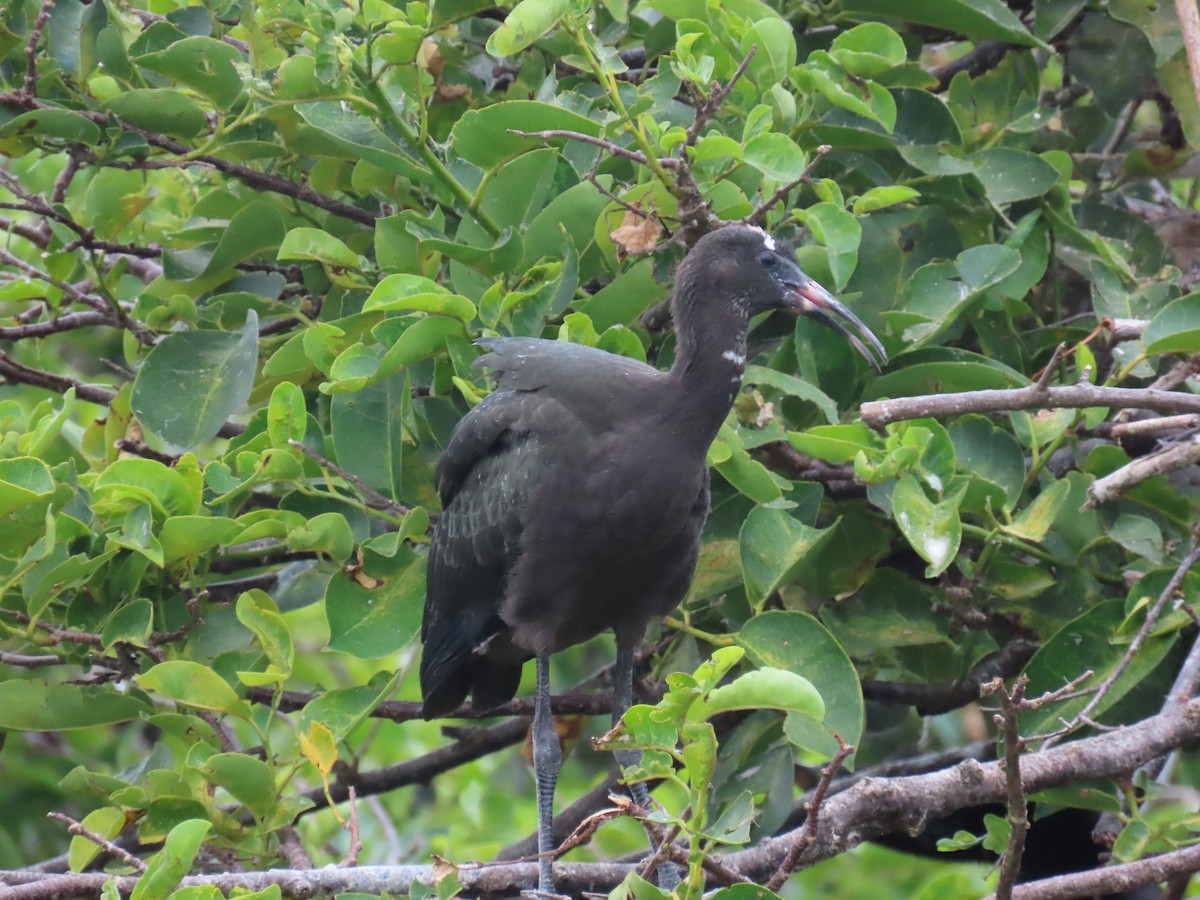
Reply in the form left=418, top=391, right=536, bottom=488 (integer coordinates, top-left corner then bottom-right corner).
left=419, top=224, right=886, bottom=894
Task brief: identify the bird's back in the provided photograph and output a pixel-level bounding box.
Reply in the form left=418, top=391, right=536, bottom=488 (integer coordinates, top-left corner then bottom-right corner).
left=419, top=338, right=711, bottom=717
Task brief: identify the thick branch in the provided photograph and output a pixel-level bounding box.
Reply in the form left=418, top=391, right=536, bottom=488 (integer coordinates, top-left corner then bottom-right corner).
left=860, top=384, right=1200, bottom=429
left=12, top=700, right=1200, bottom=898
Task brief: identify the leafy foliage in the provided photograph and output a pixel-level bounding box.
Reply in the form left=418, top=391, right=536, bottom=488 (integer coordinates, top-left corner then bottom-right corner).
left=2, top=0, right=1200, bottom=896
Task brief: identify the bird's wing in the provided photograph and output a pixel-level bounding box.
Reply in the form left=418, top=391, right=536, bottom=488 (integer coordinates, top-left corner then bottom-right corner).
left=474, top=336, right=660, bottom=392
left=420, top=390, right=543, bottom=716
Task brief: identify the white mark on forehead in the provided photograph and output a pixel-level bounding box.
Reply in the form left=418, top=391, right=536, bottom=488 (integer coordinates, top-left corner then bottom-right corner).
left=747, top=225, right=776, bottom=252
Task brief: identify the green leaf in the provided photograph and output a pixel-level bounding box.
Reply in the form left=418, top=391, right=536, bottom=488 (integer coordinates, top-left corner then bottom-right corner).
left=199, top=753, right=276, bottom=818
left=0, top=681, right=149, bottom=731
left=892, top=475, right=961, bottom=576
left=131, top=311, right=259, bottom=448
left=130, top=819, right=212, bottom=900
left=0, top=108, right=101, bottom=145
left=485, top=0, right=572, bottom=56
left=744, top=365, right=839, bottom=424
left=329, top=377, right=407, bottom=494
left=161, top=516, right=242, bottom=566
left=137, top=661, right=251, bottom=718
left=450, top=101, right=602, bottom=169
left=740, top=507, right=838, bottom=609
left=968, top=149, right=1060, bottom=206
left=829, top=22, right=907, bottom=76
left=794, top=202, right=861, bottom=290
left=136, top=36, right=244, bottom=109
left=101, top=599, right=154, bottom=650
left=1020, top=600, right=1178, bottom=736
left=739, top=610, right=864, bottom=766
left=699, top=668, right=824, bottom=720
left=838, top=0, right=1047, bottom=47
left=267, top=382, right=307, bottom=448
left=852, top=185, right=919, bottom=215
left=236, top=590, right=294, bottom=685
left=69, top=808, right=125, bottom=872
left=277, top=227, right=359, bottom=268
left=325, top=544, right=426, bottom=657
left=1001, top=479, right=1070, bottom=542
left=742, top=132, right=807, bottom=182
left=363, top=274, right=477, bottom=321
left=0, top=457, right=54, bottom=516
left=104, top=89, right=207, bottom=140
left=1142, top=293, right=1200, bottom=356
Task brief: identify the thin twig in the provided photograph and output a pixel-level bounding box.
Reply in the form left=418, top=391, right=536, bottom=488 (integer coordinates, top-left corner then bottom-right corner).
left=746, top=145, right=832, bottom=225
left=765, top=734, right=854, bottom=892
left=984, top=676, right=1030, bottom=900
left=287, top=439, right=410, bottom=515
left=1042, top=543, right=1200, bottom=751
left=685, top=46, right=758, bottom=146
left=46, top=812, right=146, bottom=873
left=1176, top=0, right=1200, bottom=112
left=506, top=129, right=673, bottom=167
left=0, top=651, right=61, bottom=668
left=21, top=0, right=54, bottom=99
left=340, top=787, right=363, bottom=867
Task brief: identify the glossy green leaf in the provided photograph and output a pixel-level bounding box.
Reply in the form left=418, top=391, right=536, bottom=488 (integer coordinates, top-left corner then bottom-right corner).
left=325, top=544, right=425, bottom=657
left=739, top=610, right=863, bottom=765
left=131, top=311, right=259, bottom=448
left=104, top=89, right=207, bottom=139
left=199, top=753, right=276, bottom=818
left=450, top=101, right=602, bottom=169
left=0, top=681, right=149, bottom=731
left=277, top=228, right=359, bottom=268
left=136, top=36, right=244, bottom=109
left=740, top=507, right=838, bottom=609
left=891, top=475, right=961, bottom=577
left=742, top=132, right=807, bottom=182
left=1142, top=294, right=1200, bottom=356
left=485, top=0, right=572, bottom=56
left=137, top=661, right=251, bottom=718
left=130, top=819, right=212, bottom=900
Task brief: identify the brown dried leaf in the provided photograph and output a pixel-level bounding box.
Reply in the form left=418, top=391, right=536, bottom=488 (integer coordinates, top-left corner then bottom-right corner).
left=611, top=208, right=663, bottom=255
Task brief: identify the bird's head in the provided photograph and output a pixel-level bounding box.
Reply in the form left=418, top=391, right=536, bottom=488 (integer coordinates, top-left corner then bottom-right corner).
left=681, top=225, right=888, bottom=371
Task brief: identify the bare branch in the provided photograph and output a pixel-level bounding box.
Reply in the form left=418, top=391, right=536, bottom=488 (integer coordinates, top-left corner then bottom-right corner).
left=0, top=651, right=61, bottom=668
left=288, top=439, right=411, bottom=515
left=1042, top=544, right=1200, bottom=750
left=1084, top=435, right=1200, bottom=507
left=766, top=734, right=854, bottom=892
left=984, top=676, right=1030, bottom=900
left=505, top=129, right=673, bottom=167
left=1000, top=842, right=1200, bottom=900
left=1111, top=413, right=1200, bottom=439
left=21, top=0, right=54, bottom=99
left=746, top=145, right=832, bottom=226
left=46, top=812, right=146, bottom=873
left=861, top=383, right=1200, bottom=429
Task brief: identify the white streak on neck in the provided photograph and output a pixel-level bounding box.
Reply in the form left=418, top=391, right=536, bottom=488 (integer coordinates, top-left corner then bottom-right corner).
left=722, top=349, right=746, bottom=366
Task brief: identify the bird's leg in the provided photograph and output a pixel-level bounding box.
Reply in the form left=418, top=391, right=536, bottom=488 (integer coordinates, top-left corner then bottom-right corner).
left=532, top=653, right=561, bottom=896
left=613, top=642, right=681, bottom=892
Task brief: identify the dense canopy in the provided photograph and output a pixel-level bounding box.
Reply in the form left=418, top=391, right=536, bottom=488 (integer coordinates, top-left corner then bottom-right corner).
left=2, top=0, right=1200, bottom=897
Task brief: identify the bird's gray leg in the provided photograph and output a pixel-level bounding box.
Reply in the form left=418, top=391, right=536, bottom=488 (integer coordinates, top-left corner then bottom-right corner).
left=613, top=642, right=681, bottom=892
left=532, top=653, right=561, bottom=895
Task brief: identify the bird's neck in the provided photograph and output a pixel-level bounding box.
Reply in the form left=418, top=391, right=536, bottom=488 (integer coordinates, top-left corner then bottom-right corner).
left=665, top=299, right=749, bottom=450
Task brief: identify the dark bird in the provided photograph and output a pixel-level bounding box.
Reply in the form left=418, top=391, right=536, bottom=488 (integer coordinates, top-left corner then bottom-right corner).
left=419, top=224, right=886, bottom=894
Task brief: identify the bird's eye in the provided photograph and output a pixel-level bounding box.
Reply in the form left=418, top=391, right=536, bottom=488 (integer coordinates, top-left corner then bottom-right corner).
left=760, top=252, right=777, bottom=268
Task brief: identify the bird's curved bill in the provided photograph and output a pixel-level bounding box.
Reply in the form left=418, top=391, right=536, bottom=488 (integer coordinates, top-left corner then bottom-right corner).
left=786, top=279, right=888, bottom=371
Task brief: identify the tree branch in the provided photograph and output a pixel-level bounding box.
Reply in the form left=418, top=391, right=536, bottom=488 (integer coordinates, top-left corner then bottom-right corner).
left=860, top=383, right=1200, bottom=429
